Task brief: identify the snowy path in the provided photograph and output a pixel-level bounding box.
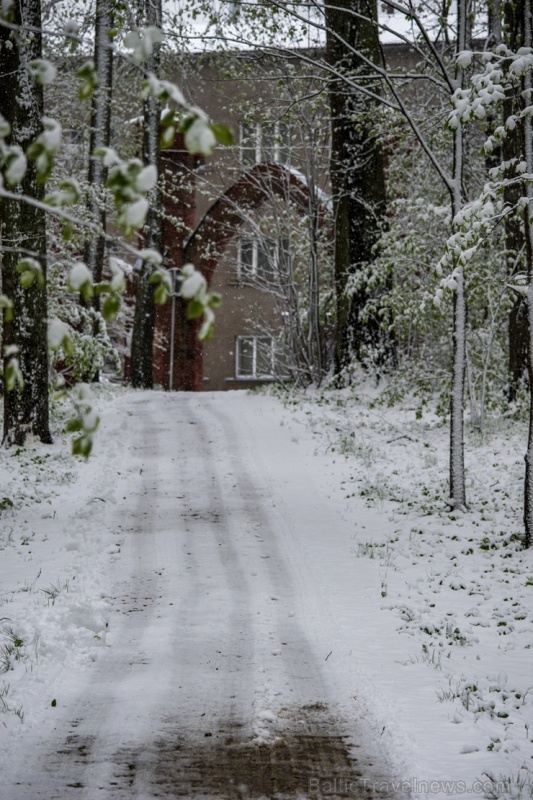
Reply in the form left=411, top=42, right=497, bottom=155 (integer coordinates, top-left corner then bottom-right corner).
left=3, top=392, right=397, bottom=800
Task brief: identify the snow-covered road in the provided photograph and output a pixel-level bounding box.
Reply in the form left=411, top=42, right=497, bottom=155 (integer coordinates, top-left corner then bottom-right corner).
left=2, top=392, right=397, bottom=799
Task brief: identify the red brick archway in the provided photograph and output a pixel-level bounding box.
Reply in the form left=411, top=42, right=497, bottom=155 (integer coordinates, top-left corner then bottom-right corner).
left=157, top=161, right=326, bottom=391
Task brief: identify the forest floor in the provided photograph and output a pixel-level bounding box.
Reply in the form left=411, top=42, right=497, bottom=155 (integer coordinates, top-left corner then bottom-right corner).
left=0, top=384, right=532, bottom=799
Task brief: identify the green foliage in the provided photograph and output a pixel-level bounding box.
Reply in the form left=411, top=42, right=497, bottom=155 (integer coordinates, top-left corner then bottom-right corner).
left=76, top=60, right=99, bottom=100
left=0, top=294, right=13, bottom=322
left=0, top=629, right=26, bottom=674
left=0, top=497, right=13, bottom=512
left=16, top=257, right=45, bottom=289
left=66, top=384, right=100, bottom=459
left=178, top=264, right=222, bottom=341
left=3, top=348, right=24, bottom=392
left=26, top=117, right=62, bottom=183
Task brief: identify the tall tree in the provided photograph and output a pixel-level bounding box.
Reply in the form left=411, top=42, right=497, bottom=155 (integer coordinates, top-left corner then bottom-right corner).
left=0, top=0, right=52, bottom=445
left=84, top=0, right=114, bottom=293
left=130, top=0, right=164, bottom=389
left=448, top=0, right=468, bottom=509
left=324, top=0, right=388, bottom=376
left=521, top=0, right=533, bottom=547
left=501, top=0, right=528, bottom=400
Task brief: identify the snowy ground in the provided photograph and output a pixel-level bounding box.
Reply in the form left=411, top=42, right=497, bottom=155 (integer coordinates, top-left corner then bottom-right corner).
left=0, top=385, right=532, bottom=799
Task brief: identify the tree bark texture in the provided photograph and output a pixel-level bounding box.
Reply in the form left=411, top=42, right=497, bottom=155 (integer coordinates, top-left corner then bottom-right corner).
left=448, top=0, right=467, bottom=509
left=502, top=0, right=528, bottom=400
left=521, top=0, right=533, bottom=548
left=324, top=0, right=388, bottom=377
left=0, top=0, right=52, bottom=445
left=130, top=0, right=164, bottom=389
left=84, top=0, right=113, bottom=293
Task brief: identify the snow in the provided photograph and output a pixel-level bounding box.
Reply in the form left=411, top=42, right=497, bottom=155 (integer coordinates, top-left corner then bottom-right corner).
left=47, top=318, right=71, bottom=348
left=122, top=196, right=149, bottom=229
left=0, top=385, right=532, bottom=798
left=134, top=164, right=158, bottom=194
left=67, top=261, right=92, bottom=291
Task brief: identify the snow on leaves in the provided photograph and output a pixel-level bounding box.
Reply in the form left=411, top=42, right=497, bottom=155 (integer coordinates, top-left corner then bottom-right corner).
left=178, top=263, right=221, bottom=341
left=3, top=351, right=23, bottom=392
left=65, top=259, right=126, bottom=322
left=143, top=75, right=232, bottom=155
left=16, top=257, right=44, bottom=289
left=438, top=45, right=533, bottom=305
left=64, top=384, right=100, bottom=459
left=0, top=16, right=228, bottom=455
left=0, top=116, right=27, bottom=187
left=98, top=151, right=158, bottom=237
left=76, top=60, right=99, bottom=101
left=28, top=59, right=57, bottom=86
left=434, top=187, right=507, bottom=305
left=26, top=117, right=62, bottom=183
left=124, top=26, right=164, bottom=65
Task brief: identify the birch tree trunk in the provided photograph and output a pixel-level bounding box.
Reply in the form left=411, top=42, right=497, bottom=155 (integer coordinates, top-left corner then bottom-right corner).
left=130, top=0, right=163, bottom=389
left=0, top=0, right=52, bottom=445
left=448, top=0, right=467, bottom=509
left=84, top=0, right=113, bottom=293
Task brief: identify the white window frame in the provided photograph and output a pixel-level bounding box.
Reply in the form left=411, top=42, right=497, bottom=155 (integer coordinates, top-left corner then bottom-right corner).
left=236, top=336, right=276, bottom=380
left=240, top=121, right=290, bottom=165
left=237, top=237, right=290, bottom=282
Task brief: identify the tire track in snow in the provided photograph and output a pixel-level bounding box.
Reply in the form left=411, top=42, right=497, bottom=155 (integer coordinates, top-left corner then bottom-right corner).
left=3, top=392, right=398, bottom=799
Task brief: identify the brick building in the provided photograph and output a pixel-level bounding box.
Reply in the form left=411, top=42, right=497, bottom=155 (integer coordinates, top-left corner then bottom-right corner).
left=143, top=45, right=417, bottom=391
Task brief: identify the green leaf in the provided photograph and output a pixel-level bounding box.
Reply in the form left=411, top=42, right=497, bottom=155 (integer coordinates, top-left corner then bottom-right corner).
left=154, top=283, right=168, bottom=305
left=16, top=258, right=44, bottom=288
left=94, top=282, right=113, bottom=296
left=161, top=125, right=176, bottom=149
left=65, top=419, right=82, bottom=433
left=62, top=222, right=74, bottom=241
left=199, top=322, right=215, bottom=342
left=76, top=60, right=99, bottom=101
left=5, top=359, right=24, bottom=392
left=19, top=271, right=35, bottom=288
left=72, top=435, right=92, bottom=459
left=186, top=299, right=205, bottom=320
left=209, top=292, right=222, bottom=309
left=101, top=294, right=121, bottom=321
left=211, top=123, right=233, bottom=146
left=51, top=699, right=57, bottom=707
left=79, top=281, right=93, bottom=303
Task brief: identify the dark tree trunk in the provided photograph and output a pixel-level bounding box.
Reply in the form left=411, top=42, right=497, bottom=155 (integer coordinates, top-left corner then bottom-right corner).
left=0, top=0, right=52, bottom=445
left=325, top=0, right=388, bottom=377
left=84, top=0, right=113, bottom=293
left=130, top=0, right=164, bottom=389
left=502, top=0, right=528, bottom=400
left=521, top=0, right=533, bottom=548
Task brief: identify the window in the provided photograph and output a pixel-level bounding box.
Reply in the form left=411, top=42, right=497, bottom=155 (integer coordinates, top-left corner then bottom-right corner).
left=238, top=237, right=291, bottom=283
left=240, top=120, right=291, bottom=166
left=236, top=336, right=276, bottom=379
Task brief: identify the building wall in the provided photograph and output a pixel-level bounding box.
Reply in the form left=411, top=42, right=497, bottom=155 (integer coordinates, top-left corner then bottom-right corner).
left=161, top=44, right=427, bottom=391
left=202, top=238, right=282, bottom=391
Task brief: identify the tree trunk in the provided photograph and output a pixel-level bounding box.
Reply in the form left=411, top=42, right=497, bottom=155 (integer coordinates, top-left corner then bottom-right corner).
left=324, top=0, right=388, bottom=378
left=521, top=0, right=533, bottom=548
left=0, top=0, right=52, bottom=445
left=130, top=0, right=164, bottom=389
left=502, top=0, right=528, bottom=400
left=84, top=0, right=113, bottom=292
left=448, top=0, right=467, bottom=509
